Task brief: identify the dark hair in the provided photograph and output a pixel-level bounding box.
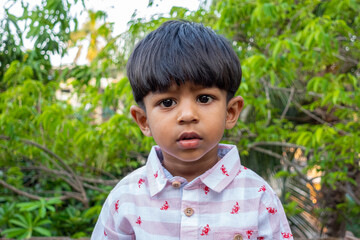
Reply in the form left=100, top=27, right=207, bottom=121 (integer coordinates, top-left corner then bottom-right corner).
left=126, top=20, right=242, bottom=107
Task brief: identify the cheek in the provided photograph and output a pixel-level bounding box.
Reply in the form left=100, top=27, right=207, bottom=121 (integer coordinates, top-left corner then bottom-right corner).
left=205, top=116, right=227, bottom=137
left=147, top=118, right=170, bottom=141
left=209, top=109, right=227, bottom=126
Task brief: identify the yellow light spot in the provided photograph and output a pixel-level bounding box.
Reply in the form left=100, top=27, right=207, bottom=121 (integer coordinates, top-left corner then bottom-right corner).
left=294, top=148, right=302, bottom=159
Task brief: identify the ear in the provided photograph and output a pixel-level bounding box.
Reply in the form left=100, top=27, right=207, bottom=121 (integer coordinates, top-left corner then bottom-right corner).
left=130, top=105, right=152, bottom=137
left=225, top=96, right=244, bottom=129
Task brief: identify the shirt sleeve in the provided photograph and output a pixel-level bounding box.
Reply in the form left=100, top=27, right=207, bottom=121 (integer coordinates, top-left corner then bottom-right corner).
left=91, top=194, right=135, bottom=240
left=257, top=190, right=293, bottom=240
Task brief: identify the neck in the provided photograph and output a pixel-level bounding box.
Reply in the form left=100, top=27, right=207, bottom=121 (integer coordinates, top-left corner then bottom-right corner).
left=162, top=148, right=220, bottom=182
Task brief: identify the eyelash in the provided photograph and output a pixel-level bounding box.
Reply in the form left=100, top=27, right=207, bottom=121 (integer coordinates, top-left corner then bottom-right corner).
left=158, top=99, right=176, bottom=108
left=158, top=95, right=214, bottom=108
left=197, top=95, right=214, bottom=104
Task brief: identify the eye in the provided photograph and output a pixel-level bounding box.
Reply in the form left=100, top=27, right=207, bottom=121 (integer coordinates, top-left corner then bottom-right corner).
left=197, top=95, right=214, bottom=104
left=159, top=99, right=176, bottom=108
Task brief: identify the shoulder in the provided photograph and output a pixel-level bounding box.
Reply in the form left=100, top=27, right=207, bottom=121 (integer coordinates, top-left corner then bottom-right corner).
left=107, top=165, right=148, bottom=202
left=235, top=166, right=271, bottom=187
left=234, top=165, right=279, bottom=202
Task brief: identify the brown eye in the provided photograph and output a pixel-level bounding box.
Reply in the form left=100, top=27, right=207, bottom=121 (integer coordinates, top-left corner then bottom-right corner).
left=160, top=99, right=176, bottom=108
left=197, top=95, right=213, bottom=104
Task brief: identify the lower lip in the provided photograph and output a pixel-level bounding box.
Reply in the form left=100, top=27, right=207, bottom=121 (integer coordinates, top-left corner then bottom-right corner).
left=177, top=139, right=201, bottom=149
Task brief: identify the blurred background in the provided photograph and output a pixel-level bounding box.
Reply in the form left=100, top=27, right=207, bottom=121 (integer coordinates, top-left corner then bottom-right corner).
left=0, top=0, right=359, bottom=239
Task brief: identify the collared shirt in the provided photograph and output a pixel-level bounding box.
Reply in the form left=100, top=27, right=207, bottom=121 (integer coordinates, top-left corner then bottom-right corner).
left=91, top=144, right=293, bottom=240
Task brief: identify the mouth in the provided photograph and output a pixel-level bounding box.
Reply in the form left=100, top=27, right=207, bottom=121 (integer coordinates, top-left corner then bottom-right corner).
left=177, top=132, right=202, bottom=141
left=177, top=132, right=202, bottom=149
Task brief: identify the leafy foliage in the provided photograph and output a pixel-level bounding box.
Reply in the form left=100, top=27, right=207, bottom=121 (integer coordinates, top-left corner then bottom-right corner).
left=0, top=0, right=359, bottom=238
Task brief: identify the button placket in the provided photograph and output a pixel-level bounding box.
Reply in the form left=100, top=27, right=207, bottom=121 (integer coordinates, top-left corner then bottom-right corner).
left=179, top=188, right=199, bottom=239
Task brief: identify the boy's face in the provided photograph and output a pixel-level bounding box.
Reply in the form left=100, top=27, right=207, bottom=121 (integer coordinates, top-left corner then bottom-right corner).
left=131, top=82, right=243, bottom=166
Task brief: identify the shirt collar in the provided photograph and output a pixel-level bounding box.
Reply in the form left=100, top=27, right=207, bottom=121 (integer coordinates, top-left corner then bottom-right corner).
left=146, top=144, right=241, bottom=197
left=199, top=144, right=241, bottom=193
left=146, top=146, right=168, bottom=197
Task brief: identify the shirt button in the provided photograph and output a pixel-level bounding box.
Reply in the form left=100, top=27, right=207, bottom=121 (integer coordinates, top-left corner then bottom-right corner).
left=171, top=181, right=181, bottom=188
left=184, top=207, right=194, bottom=217
left=233, top=234, right=243, bottom=240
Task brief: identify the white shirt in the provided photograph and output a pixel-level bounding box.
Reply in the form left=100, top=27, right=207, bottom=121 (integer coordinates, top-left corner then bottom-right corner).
left=91, top=144, right=293, bottom=240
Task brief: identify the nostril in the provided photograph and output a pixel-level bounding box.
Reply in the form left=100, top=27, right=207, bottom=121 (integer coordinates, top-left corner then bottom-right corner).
left=178, top=116, right=199, bottom=124
left=177, top=116, right=197, bottom=123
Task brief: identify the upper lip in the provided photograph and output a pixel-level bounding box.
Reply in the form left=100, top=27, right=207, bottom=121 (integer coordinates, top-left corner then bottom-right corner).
left=177, top=132, right=202, bottom=141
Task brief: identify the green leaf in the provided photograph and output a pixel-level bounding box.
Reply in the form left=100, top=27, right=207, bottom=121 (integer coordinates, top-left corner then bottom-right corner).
left=1, top=228, right=27, bottom=238
left=17, top=202, right=39, bottom=212
left=33, top=227, right=51, bottom=236
left=275, top=170, right=291, bottom=178
left=304, top=32, right=315, bottom=49
left=272, top=40, right=282, bottom=59
left=315, top=127, right=323, bottom=144
left=9, top=219, right=28, bottom=229
left=39, top=198, right=46, bottom=218
left=332, top=89, right=340, bottom=104
left=83, top=205, right=102, bottom=218
left=36, top=219, right=51, bottom=226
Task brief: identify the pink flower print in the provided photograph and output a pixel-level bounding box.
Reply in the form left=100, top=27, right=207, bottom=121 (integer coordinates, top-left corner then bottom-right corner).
left=246, top=230, right=254, bottom=239
left=138, top=178, right=145, bottom=188
left=244, top=166, right=248, bottom=170
left=136, top=216, right=142, bottom=225
left=281, top=232, right=293, bottom=239
left=236, top=169, right=242, bottom=176
left=204, top=186, right=210, bottom=195
left=160, top=201, right=169, bottom=210
left=257, top=237, right=264, bottom=240
left=221, top=165, right=229, bottom=176
left=200, top=224, right=210, bottom=236
left=154, top=171, right=158, bottom=178
left=104, top=230, right=108, bottom=237
left=266, top=207, right=277, bottom=215
left=115, top=200, right=119, bottom=213
left=230, top=202, right=240, bottom=214
left=258, top=185, right=266, bottom=192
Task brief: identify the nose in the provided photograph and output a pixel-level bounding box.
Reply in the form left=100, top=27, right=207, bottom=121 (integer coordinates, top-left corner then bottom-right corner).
left=177, top=100, right=199, bottom=124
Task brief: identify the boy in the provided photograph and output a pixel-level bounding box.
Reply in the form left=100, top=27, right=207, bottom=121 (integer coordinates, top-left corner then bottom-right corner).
left=91, top=20, right=292, bottom=240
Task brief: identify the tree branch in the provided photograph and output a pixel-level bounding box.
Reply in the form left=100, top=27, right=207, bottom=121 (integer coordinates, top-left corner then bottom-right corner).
left=281, top=86, right=295, bottom=120
left=293, top=101, right=350, bottom=136
left=0, top=135, right=89, bottom=206
left=21, top=166, right=119, bottom=185
left=0, top=179, right=42, bottom=200
left=83, top=182, right=108, bottom=192
left=334, top=54, right=358, bottom=65
left=0, top=179, right=83, bottom=202
left=248, top=141, right=306, bottom=150
left=336, top=182, right=360, bottom=206
left=267, top=85, right=359, bottom=111
left=249, top=146, right=320, bottom=194
left=261, top=78, right=272, bottom=126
